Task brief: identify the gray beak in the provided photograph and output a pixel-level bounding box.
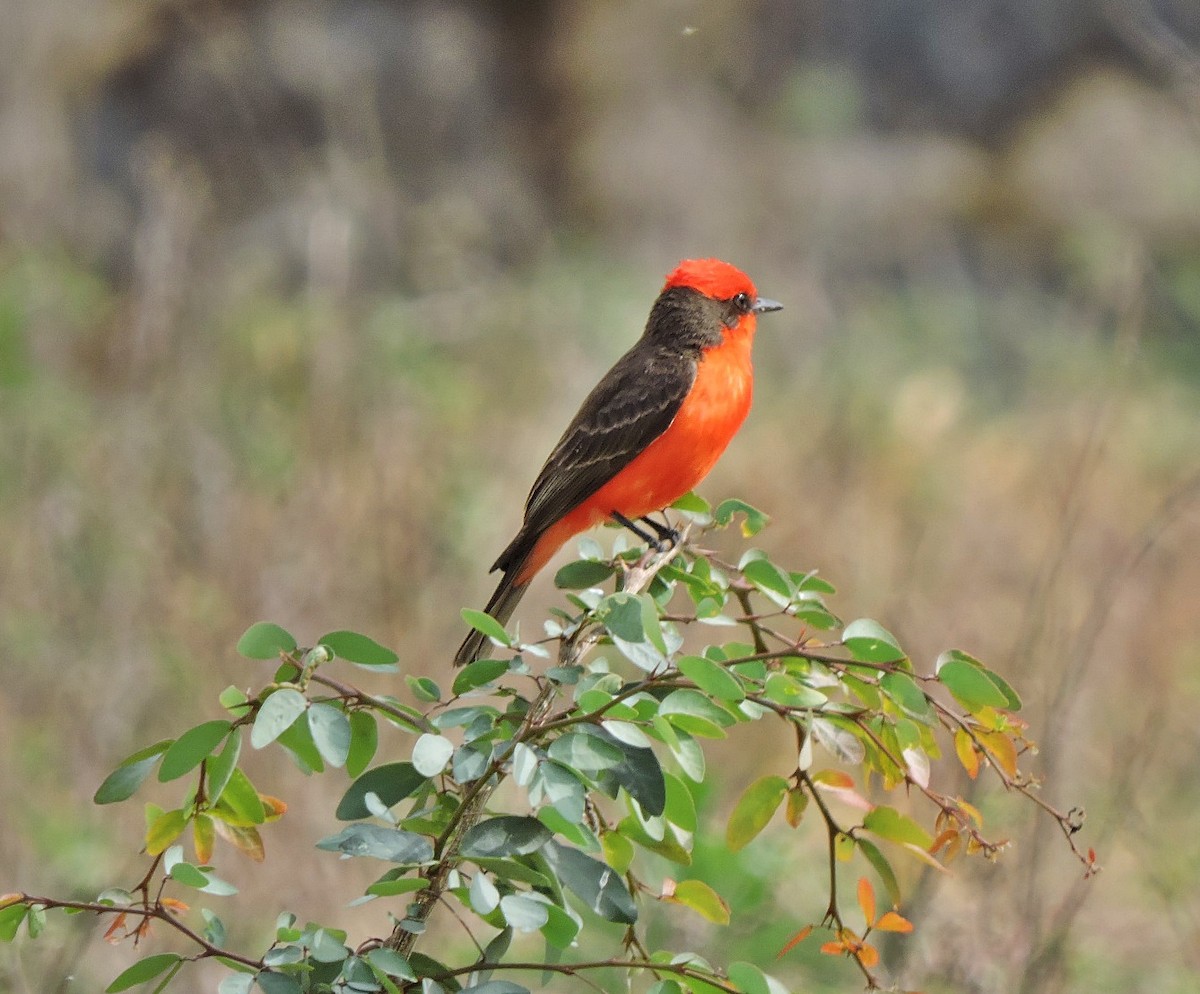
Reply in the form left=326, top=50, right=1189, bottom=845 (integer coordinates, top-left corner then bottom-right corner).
left=753, top=296, right=783, bottom=314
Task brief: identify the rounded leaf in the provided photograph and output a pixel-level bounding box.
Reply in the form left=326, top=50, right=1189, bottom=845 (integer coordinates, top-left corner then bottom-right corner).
left=318, top=630, right=399, bottom=668
left=842, top=619, right=905, bottom=663
left=158, top=721, right=231, bottom=783
left=236, top=622, right=296, bottom=660
left=251, top=689, right=308, bottom=749
left=411, top=733, right=454, bottom=777
left=726, top=775, right=788, bottom=852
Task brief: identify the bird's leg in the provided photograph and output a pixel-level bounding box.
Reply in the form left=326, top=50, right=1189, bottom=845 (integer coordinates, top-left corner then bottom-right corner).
left=639, top=513, right=680, bottom=548
left=610, top=510, right=673, bottom=552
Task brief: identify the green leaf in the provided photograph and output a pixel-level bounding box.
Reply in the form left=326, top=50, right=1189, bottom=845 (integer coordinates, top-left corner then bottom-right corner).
left=105, top=953, right=182, bottom=992
left=880, top=672, right=935, bottom=723
left=145, top=809, right=188, bottom=855
left=411, top=733, right=454, bottom=777
left=215, top=767, right=266, bottom=826
left=599, top=592, right=645, bottom=641
left=713, top=498, right=769, bottom=536
left=473, top=857, right=553, bottom=889
left=218, top=975, right=255, bottom=994
left=547, top=732, right=623, bottom=772
left=980, top=666, right=1022, bottom=711
left=812, top=717, right=866, bottom=764
left=617, top=814, right=692, bottom=865
left=218, top=685, right=252, bottom=716
left=666, top=879, right=730, bottom=924
left=366, top=948, right=416, bottom=981
left=0, top=903, right=29, bottom=942
left=275, top=713, right=325, bottom=774
left=671, top=491, right=710, bottom=515
left=554, top=559, right=616, bottom=589
left=460, top=608, right=512, bottom=647
left=543, top=841, right=637, bottom=924
left=726, top=962, right=771, bottom=994
left=541, top=902, right=582, bottom=950
left=741, top=557, right=795, bottom=606
left=591, top=728, right=666, bottom=817
left=255, top=972, right=302, bottom=994
left=365, top=877, right=430, bottom=897
left=318, top=630, right=399, bottom=668
left=500, top=893, right=550, bottom=932
left=841, top=619, right=906, bottom=663
left=251, top=689, right=308, bottom=749
left=726, top=775, right=788, bottom=852
left=461, top=817, right=552, bottom=858
left=937, top=657, right=1010, bottom=712
left=94, top=740, right=172, bottom=805
left=336, top=763, right=427, bottom=820
left=676, top=655, right=744, bottom=702
left=601, top=831, right=635, bottom=873
left=452, top=657, right=510, bottom=696
left=158, top=721, right=231, bottom=783
left=169, top=861, right=210, bottom=888
left=763, top=672, right=828, bottom=708
left=536, top=760, right=587, bottom=821
left=405, top=675, right=441, bottom=703
left=663, top=773, right=697, bottom=833
left=236, top=622, right=297, bottom=660
left=856, top=837, right=901, bottom=906
left=346, top=712, right=379, bottom=779
left=206, top=730, right=242, bottom=804
left=308, top=928, right=349, bottom=963
left=316, top=824, right=434, bottom=864
left=659, top=689, right=735, bottom=738
left=863, top=805, right=933, bottom=849
left=306, top=703, right=351, bottom=768
left=362, top=945, right=415, bottom=979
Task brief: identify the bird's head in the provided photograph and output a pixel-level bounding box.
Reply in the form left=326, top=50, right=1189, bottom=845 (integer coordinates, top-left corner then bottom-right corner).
left=650, top=258, right=782, bottom=350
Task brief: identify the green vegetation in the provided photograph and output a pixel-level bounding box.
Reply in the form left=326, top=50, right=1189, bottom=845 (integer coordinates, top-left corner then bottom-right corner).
left=3, top=498, right=1086, bottom=992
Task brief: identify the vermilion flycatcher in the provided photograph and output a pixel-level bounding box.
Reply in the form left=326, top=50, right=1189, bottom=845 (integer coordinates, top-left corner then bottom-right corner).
left=455, top=258, right=781, bottom=666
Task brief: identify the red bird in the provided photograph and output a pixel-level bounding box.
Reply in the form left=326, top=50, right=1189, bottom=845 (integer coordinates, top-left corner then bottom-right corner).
left=455, top=258, right=781, bottom=666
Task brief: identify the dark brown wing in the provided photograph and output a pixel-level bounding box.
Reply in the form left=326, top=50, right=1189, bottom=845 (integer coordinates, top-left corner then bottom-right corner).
left=492, top=344, right=696, bottom=572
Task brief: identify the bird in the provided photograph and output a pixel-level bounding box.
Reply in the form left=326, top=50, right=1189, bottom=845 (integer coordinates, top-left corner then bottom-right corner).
left=454, top=258, right=782, bottom=666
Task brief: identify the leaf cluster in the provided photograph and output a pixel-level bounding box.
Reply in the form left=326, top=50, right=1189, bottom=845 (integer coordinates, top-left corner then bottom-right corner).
left=2, top=495, right=1093, bottom=993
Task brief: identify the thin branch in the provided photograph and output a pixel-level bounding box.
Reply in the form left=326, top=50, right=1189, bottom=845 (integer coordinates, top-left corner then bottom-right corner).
left=15, top=896, right=264, bottom=972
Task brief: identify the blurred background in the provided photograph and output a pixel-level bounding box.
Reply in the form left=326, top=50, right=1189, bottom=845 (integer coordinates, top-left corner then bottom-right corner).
left=2, top=0, right=1199, bottom=991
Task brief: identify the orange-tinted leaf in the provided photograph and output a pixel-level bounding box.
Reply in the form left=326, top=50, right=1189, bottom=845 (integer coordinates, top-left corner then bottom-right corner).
left=978, top=731, right=1018, bottom=779
left=857, top=943, right=880, bottom=968
left=0, top=894, right=22, bottom=910
left=857, top=877, right=876, bottom=926
left=103, top=913, right=128, bottom=944
left=956, top=797, right=984, bottom=827
left=259, top=795, right=288, bottom=822
left=785, top=787, right=809, bottom=828
left=145, top=808, right=187, bottom=856
left=820, top=941, right=846, bottom=957
left=954, top=729, right=979, bottom=779
left=930, top=829, right=958, bottom=855
left=875, top=911, right=914, bottom=933
left=193, top=814, right=215, bottom=865
left=134, top=917, right=153, bottom=941
left=811, top=769, right=855, bottom=789
left=777, top=924, right=813, bottom=958
left=662, top=878, right=731, bottom=924
left=160, top=898, right=190, bottom=917
left=212, top=819, right=266, bottom=862
left=943, top=831, right=964, bottom=863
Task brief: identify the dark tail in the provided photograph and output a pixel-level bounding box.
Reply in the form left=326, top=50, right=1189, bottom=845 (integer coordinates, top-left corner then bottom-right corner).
left=453, top=570, right=530, bottom=667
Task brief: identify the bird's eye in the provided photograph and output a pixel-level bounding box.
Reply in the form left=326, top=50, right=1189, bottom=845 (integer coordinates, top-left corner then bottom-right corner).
left=731, top=292, right=751, bottom=312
